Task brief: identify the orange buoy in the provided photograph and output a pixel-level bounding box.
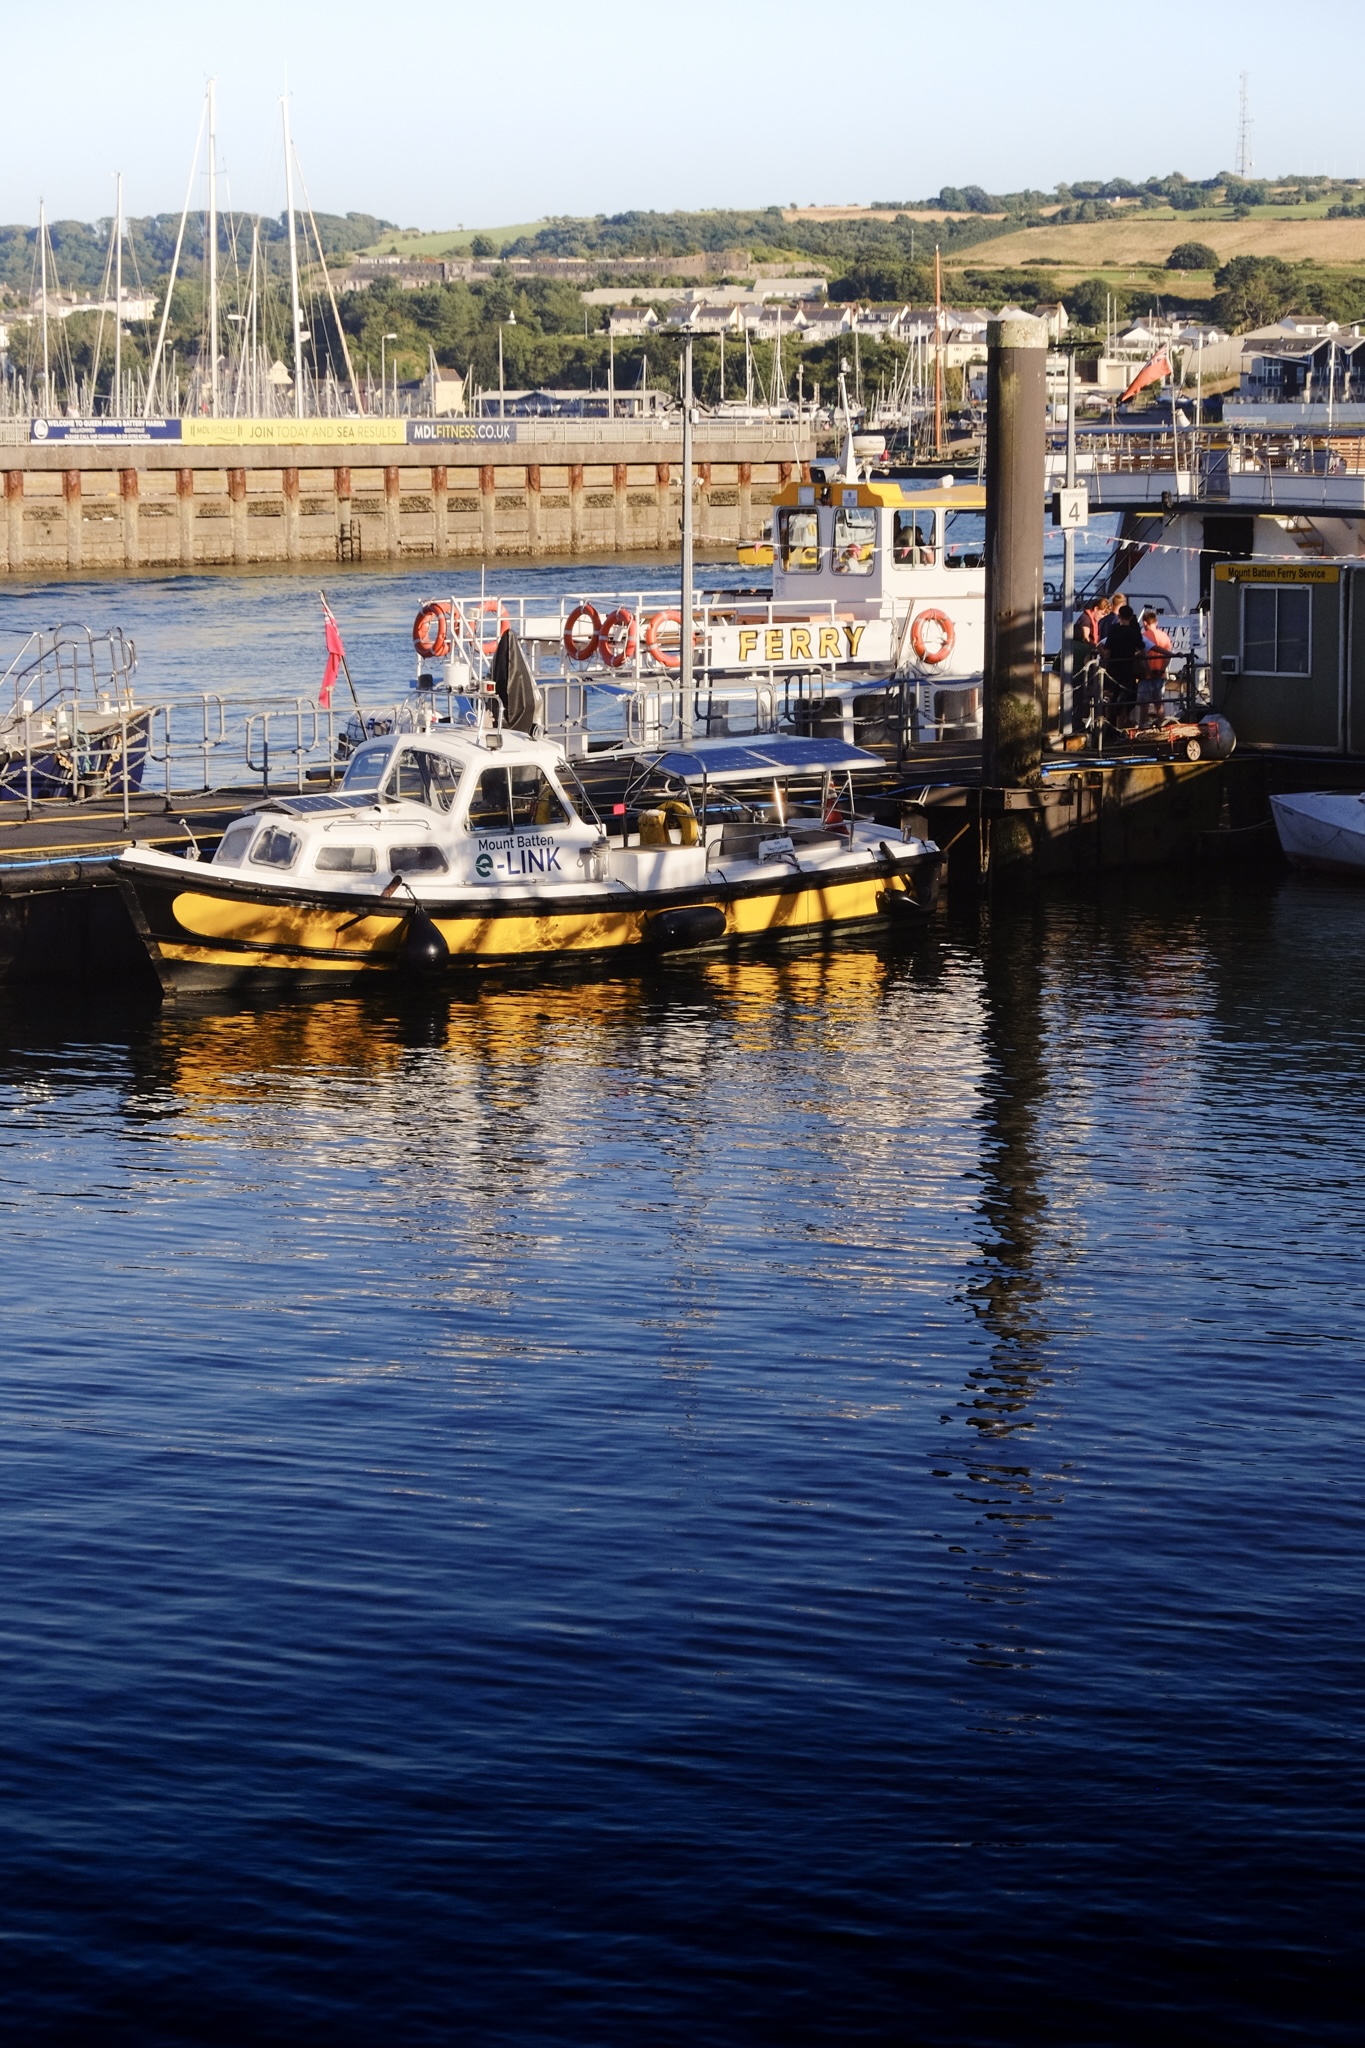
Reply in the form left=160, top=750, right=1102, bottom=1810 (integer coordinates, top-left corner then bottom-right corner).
left=563, top=603, right=602, bottom=663
left=642, top=609, right=682, bottom=670
left=909, top=608, right=955, bottom=666
left=598, top=608, right=638, bottom=669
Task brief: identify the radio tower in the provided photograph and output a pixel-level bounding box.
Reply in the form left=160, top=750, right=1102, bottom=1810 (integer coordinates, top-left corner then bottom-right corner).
left=1236, top=72, right=1253, bottom=178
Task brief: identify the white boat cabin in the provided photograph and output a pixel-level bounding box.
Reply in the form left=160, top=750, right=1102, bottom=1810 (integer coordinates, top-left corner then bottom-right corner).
left=765, top=477, right=985, bottom=684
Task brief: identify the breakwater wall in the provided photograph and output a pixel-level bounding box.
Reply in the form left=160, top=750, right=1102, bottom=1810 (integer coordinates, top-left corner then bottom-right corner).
left=0, top=420, right=814, bottom=575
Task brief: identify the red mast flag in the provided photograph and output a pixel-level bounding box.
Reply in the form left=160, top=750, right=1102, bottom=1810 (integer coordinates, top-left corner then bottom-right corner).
left=320, top=602, right=346, bottom=708
left=1119, top=352, right=1173, bottom=405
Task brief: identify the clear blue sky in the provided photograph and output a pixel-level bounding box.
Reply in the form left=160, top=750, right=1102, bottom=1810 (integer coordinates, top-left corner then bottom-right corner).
left=4, top=0, right=1362, bottom=228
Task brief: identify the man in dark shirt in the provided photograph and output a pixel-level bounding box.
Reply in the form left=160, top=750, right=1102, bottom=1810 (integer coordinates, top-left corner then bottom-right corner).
left=1103, top=604, right=1147, bottom=725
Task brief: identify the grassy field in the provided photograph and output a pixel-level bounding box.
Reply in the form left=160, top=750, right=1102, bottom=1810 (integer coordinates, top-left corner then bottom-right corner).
left=952, top=210, right=1365, bottom=273
left=357, top=224, right=543, bottom=258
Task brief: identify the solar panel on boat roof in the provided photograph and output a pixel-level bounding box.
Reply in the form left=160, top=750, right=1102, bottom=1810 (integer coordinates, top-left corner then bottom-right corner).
left=651, top=736, right=883, bottom=782
left=266, top=792, right=373, bottom=815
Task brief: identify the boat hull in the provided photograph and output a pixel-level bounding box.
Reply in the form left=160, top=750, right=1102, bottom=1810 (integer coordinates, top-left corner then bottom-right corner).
left=1269, top=793, right=1365, bottom=877
left=119, top=851, right=940, bottom=994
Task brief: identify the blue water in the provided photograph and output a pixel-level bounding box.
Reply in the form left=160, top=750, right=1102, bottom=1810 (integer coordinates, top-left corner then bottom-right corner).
left=0, top=569, right=1361, bottom=2043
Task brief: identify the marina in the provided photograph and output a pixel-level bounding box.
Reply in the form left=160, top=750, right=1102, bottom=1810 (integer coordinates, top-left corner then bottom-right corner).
left=6, top=34, right=1365, bottom=2039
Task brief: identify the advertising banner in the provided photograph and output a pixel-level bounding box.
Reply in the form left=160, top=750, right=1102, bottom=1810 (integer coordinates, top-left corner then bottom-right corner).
left=406, top=420, right=519, bottom=445
left=31, top=418, right=182, bottom=444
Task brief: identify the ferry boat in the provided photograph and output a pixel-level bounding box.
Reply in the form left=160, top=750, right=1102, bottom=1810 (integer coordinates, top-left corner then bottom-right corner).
left=116, top=714, right=940, bottom=994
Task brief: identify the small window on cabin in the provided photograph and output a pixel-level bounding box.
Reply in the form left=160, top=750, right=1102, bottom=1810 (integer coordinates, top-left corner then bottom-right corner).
left=945, top=511, right=985, bottom=569
left=389, top=845, right=449, bottom=874
left=509, top=766, right=570, bottom=828
left=315, top=843, right=378, bottom=873
left=893, top=510, right=937, bottom=565
left=467, top=766, right=513, bottom=831
left=832, top=507, right=876, bottom=574
left=778, top=507, right=821, bottom=572
left=250, top=826, right=301, bottom=869
left=1242, top=585, right=1311, bottom=675
left=341, top=742, right=393, bottom=794
left=213, top=821, right=256, bottom=866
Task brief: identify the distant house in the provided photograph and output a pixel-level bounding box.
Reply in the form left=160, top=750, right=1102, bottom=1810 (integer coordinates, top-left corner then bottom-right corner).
left=471, top=387, right=671, bottom=419
left=1239, top=332, right=1365, bottom=403
left=795, top=303, right=853, bottom=343
left=607, top=305, right=660, bottom=339
left=431, top=367, right=466, bottom=415
left=662, top=302, right=743, bottom=336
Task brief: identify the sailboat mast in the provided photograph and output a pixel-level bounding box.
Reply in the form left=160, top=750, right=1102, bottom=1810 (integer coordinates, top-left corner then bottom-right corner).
left=934, top=244, right=944, bottom=456
left=113, top=171, right=123, bottom=415
left=281, top=96, right=304, bottom=419
left=248, top=217, right=260, bottom=415
left=39, top=199, right=49, bottom=407
left=207, top=80, right=219, bottom=416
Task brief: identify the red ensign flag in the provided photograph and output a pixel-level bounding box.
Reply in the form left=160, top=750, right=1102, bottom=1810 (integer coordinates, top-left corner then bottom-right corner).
left=320, top=603, right=346, bottom=708
left=1119, top=352, right=1172, bottom=405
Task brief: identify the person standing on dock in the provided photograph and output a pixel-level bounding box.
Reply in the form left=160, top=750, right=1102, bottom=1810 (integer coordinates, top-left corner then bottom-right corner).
left=1103, top=603, right=1147, bottom=726
left=1137, top=608, right=1173, bottom=728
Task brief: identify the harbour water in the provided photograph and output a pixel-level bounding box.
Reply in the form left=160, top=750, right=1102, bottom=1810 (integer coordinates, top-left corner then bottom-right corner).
left=1, top=566, right=1362, bottom=2041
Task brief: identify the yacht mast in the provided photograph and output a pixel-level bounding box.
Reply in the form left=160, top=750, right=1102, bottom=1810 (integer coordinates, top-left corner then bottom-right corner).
left=39, top=199, right=49, bottom=408
left=207, top=79, right=219, bottom=416
left=113, top=171, right=123, bottom=415
left=144, top=94, right=208, bottom=416
left=281, top=96, right=305, bottom=419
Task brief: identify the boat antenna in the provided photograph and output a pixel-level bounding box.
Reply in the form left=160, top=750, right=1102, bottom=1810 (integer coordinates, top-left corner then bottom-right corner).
left=679, top=333, right=695, bottom=742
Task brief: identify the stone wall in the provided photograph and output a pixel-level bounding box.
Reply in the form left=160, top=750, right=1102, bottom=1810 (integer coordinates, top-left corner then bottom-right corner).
left=0, top=429, right=812, bottom=574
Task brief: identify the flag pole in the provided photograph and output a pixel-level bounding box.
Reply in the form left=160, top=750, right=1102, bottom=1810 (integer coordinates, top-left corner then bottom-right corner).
left=320, top=589, right=364, bottom=717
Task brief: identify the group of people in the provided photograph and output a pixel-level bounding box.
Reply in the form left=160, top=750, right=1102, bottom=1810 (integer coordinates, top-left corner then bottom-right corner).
left=1073, top=597, right=1174, bottom=731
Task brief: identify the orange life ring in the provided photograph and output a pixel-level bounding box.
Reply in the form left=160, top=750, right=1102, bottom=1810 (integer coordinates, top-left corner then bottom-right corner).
left=599, top=608, right=637, bottom=669
left=467, top=599, right=511, bottom=659
left=909, top=608, right=955, bottom=666
left=412, top=601, right=451, bottom=661
left=642, top=609, right=682, bottom=670
left=563, top=603, right=602, bottom=662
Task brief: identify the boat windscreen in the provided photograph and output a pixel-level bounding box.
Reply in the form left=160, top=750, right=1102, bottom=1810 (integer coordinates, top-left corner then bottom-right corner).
left=341, top=741, right=395, bottom=794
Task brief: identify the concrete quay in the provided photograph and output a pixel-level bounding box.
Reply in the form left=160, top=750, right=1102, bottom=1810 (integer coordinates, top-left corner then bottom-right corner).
left=0, top=420, right=814, bottom=575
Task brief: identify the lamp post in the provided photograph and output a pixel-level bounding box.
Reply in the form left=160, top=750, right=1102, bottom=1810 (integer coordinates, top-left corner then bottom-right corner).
left=498, top=308, right=516, bottom=419
left=380, top=332, right=398, bottom=417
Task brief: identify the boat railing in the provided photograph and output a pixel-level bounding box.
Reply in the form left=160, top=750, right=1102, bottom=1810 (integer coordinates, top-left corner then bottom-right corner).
left=0, top=624, right=139, bottom=726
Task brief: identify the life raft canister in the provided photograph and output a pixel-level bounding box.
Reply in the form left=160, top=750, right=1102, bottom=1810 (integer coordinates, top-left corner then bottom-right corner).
left=563, top=603, right=602, bottom=662
left=910, top=608, right=955, bottom=666
left=412, top=601, right=452, bottom=661
left=642, top=609, right=682, bottom=670
left=598, top=608, right=638, bottom=669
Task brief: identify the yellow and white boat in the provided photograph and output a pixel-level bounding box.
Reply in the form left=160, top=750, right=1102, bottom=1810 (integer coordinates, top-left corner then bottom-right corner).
left=117, top=717, right=940, bottom=994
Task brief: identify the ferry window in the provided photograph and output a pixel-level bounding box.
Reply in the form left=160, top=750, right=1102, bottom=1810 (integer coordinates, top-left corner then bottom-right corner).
left=389, top=845, right=449, bottom=874
left=315, top=844, right=377, bottom=873
left=832, top=507, right=876, bottom=574
left=945, top=511, right=985, bottom=568
left=510, top=767, right=570, bottom=827
left=778, top=507, right=821, bottom=572
left=1243, top=585, right=1310, bottom=675
left=341, top=742, right=393, bottom=794
left=893, top=510, right=937, bottom=564
left=250, top=827, right=300, bottom=869
left=213, top=821, right=256, bottom=866
left=467, top=766, right=513, bottom=831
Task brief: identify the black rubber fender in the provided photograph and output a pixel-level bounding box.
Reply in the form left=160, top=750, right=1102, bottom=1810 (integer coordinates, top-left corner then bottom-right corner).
left=399, top=907, right=451, bottom=977
left=647, top=904, right=728, bottom=950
